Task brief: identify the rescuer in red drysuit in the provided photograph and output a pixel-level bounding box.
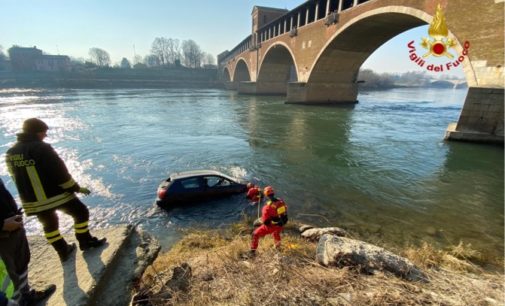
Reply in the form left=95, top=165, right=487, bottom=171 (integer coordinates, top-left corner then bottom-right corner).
left=249, top=186, right=288, bottom=256
left=245, top=183, right=261, bottom=204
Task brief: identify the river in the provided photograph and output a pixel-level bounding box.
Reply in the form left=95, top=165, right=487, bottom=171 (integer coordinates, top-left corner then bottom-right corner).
left=0, top=87, right=502, bottom=264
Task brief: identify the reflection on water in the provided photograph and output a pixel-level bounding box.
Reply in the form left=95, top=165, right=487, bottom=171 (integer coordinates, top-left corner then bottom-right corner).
left=0, top=88, right=502, bottom=262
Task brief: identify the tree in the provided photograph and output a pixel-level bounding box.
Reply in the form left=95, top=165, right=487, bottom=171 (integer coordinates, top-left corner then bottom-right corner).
left=151, top=37, right=182, bottom=66
left=357, top=69, right=394, bottom=89
left=88, top=48, right=110, bottom=67
left=182, top=39, right=203, bottom=68
left=396, top=71, right=429, bottom=86
left=0, top=45, right=5, bottom=60
left=120, top=57, right=131, bottom=69
left=0, top=45, right=7, bottom=71
left=151, top=37, right=169, bottom=66
left=202, top=52, right=215, bottom=66
left=166, top=38, right=181, bottom=64
left=133, top=62, right=147, bottom=69
left=144, top=54, right=160, bottom=67
left=132, top=55, right=143, bottom=66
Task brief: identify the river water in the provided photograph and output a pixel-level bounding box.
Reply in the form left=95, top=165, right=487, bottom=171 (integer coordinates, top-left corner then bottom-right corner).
left=0, top=87, right=502, bottom=263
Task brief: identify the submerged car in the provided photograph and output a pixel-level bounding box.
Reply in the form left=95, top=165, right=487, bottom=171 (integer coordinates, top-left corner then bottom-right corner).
left=155, top=170, right=248, bottom=209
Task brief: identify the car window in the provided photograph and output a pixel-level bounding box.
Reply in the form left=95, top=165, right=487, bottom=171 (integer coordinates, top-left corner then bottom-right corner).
left=204, top=176, right=232, bottom=187
left=203, top=176, right=218, bottom=187
left=218, top=178, right=231, bottom=186
left=180, top=177, right=202, bottom=189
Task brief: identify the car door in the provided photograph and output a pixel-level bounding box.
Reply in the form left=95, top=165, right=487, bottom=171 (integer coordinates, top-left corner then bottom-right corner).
left=177, top=177, right=205, bottom=203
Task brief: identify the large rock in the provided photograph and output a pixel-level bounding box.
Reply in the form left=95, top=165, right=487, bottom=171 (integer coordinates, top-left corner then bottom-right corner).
left=301, top=227, right=348, bottom=241
left=298, top=224, right=315, bottom=233
left=28, top=225, right=160, bottom=306
left=316, top=234, right=428, bottom=282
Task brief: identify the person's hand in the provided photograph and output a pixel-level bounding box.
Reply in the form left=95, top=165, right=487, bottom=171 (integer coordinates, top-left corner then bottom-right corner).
left=2, top=215, right=23, bottom=232
left=78, top=187, right=91, bottom=195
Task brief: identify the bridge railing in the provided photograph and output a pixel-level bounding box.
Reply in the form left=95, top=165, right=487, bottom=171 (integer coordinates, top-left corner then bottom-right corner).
left=219, top=0, right=371, bottom=66
left=220, top=35, right=252, bottom=66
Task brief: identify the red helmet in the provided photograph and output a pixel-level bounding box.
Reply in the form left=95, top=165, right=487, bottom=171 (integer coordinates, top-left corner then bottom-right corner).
left=263, top=186, right=274, bottom=196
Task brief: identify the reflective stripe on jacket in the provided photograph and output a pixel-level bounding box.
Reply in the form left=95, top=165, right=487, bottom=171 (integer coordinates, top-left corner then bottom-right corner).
left=6, top=133, right=79, bottom=215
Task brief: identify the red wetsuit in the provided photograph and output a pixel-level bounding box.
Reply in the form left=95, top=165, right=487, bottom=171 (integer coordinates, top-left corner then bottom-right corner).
left=251, top=197, right=287, bottom=250
left=246, top=187, right=261, bottom=203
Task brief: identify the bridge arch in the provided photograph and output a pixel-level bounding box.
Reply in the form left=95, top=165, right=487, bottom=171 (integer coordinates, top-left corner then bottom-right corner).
left=222, top=67, right=231, bottom=82
left=232, top=58, right=251, bottom=83
left=222, top=1, right=503, bottom=143
left=256, top=42, right=299, bottom=95
left=305, top=6, right=476, bottom=102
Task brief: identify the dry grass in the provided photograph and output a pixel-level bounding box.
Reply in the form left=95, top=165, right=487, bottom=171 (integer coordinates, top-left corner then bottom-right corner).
left=134, top=221, right=504, bottom=306
left=404, top=241, right=487, bottom=273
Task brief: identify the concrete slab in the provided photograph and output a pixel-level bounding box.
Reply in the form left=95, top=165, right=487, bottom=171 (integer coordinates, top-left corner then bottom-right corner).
left=26, top=225, right=160, bottom=306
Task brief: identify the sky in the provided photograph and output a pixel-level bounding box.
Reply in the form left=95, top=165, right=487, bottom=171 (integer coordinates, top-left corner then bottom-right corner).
left=0, top=0, right=463, bottom=77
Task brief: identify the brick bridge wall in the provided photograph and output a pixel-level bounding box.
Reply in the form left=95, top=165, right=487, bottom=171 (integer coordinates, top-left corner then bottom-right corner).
left=221, top=0, right=504, bottom=143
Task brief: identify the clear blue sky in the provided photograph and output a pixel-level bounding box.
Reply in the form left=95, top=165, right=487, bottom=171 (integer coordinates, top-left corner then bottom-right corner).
left=0, top=0, right=463, bottom=77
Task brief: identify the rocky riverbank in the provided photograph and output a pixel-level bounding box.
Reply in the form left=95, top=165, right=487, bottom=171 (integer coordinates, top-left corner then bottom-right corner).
left=133, top=220, right=503, bottom=305
left=22, top=221, right=504, bottom=305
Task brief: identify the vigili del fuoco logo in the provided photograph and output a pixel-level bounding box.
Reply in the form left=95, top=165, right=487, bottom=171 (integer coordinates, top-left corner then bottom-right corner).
left=407, top=4, right=470, bottom=73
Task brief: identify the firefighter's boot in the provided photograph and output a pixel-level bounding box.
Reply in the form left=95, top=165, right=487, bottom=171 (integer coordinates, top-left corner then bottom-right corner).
left=79, top=236, right=107, bottom=251
left=53, top=240, right=76, bottom=262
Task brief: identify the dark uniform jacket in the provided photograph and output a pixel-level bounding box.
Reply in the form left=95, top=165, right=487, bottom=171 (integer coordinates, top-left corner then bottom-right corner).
left=0, top=178, right=18, bottom=233
left=5, top=133, right=80, bottom=215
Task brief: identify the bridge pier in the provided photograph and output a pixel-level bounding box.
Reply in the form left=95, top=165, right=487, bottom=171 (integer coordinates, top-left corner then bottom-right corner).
left=224, top=81, right=238, bottom=90
left=286, top=82, right=359, bottom=104
left=238, top=81, right=288, bottom=95
left=445, top=87, right=504, bottom=144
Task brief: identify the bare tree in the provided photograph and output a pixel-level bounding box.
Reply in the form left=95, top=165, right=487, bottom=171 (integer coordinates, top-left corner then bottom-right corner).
left=166, top=38, right=181, bottom=64
left=151, top=37, right=183, bottom=66
left=182, top=39, right=203, bottom=68
left=144, top=54, right=160, bottom=67
left=132, top=55, right=143, bottom=65
left=151, top=37, right=170, bottom=66
left=120, top=57, right=131, bottom=69
left=88, top=48, right=110, bottom=67
left=202, top=52, right=215, bottom=66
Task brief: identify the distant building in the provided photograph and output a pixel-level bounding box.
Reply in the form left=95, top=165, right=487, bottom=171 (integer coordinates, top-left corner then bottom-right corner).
left=8, top=46, right=71, bottom=72
left=8, top=47, right=42, bottom=71
left=35, top=55, right=70, bottom=71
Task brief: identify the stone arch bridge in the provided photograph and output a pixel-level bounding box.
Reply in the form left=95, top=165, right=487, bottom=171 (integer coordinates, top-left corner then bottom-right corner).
left=218, top=0, right=504, bottom=144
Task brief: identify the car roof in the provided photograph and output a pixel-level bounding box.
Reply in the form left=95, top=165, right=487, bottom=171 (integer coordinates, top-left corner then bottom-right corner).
left=169, top=170, right=238, bottom=182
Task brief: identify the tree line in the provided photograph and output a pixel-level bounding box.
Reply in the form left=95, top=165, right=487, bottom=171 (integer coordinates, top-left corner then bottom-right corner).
left=0, top=37, right=216, bottom=70
left=357, top=69, right=465, bottom=89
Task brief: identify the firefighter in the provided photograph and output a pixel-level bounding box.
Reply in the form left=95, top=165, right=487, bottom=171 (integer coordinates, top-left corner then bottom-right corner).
left=0, top=177, right=56, bottom=305
left=249, top=186, right=288, bottom=256
left=5, top=118, right=106, bottom=263
left=245, top=183, right=261, bottom=204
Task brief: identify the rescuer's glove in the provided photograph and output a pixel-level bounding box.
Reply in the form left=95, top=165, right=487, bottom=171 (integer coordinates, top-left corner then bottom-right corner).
left=78, top=187, right=91, bottom=195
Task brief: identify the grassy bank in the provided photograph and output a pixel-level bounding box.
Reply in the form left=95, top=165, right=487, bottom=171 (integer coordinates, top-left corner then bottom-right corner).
left=133, top=219, right=504, bottom=305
